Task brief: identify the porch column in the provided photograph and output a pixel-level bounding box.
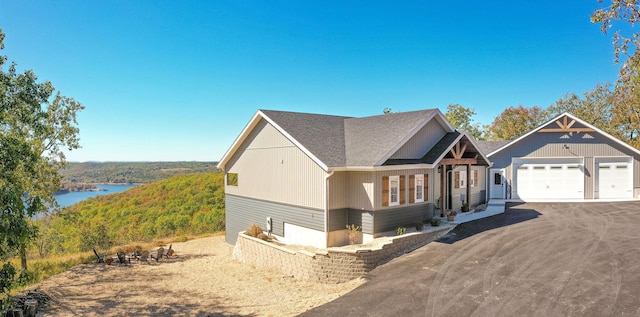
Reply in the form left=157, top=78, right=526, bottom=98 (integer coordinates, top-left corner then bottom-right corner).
left=466, top=164, right=471, bottom=210
left=440, top=163, right=446, bottom=216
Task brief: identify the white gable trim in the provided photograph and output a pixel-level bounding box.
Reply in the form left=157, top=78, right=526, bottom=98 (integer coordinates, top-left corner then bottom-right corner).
left=373, top=109, right=456, bottom=166
left=217, top=111, right=263, bottom=170
left=461, top=131, right=493, bottom=166
left=425, top=131, right=491, bottom=167
left=486, top=112, right=640, bottom=158
left=217, top=110, right=329, bottom=172
left=259, top=111, right=329, bottom=171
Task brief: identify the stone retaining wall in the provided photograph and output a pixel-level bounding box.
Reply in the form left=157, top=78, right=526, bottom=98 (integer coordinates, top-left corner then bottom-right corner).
left=233, top=226, right=454, bottom=283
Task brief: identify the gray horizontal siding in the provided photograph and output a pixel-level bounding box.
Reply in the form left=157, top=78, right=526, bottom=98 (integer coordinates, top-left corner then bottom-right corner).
left=345, top=203, right=433, bottom=235
left=225, top=194, right=324, bottom=245
left=372, top=203, right=433, bottom=233
left=336, top=209, right=373, bottom=234
left=346, top=209, right=374, bottom=234
left=328, top=209, right=348, bottom=231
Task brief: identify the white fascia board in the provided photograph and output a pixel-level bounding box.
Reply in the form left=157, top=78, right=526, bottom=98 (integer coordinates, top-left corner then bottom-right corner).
left=432, top=108, right=456, bottom=132
left=259, top=111, right=330, bottom=172
left=487, top=112, right=640, bottom=157
left=460, top=131, right=492, bottom=165
left=217, top=110, right=263, bottom=171
left=373, top=110, right=454, bottom=166
left=431, top=133, right=465, bottom=166
left=485, top=113, right=566, bottom=157
left=567, top=113, right=640, bottom=157
left=331, top=164, right=436, bottom=172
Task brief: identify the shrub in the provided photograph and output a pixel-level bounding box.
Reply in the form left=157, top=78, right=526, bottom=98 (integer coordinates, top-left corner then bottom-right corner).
left=346, top=224, right=362, bottom=245
left=415, top=222, right=424, bottom=231
left=430, top=218, right=441, bottom=226
left=396, top=226, right=406, bottom=236
left=257, top=233, right=270, bottom=241
left=245, top=224, right=263, bottom=238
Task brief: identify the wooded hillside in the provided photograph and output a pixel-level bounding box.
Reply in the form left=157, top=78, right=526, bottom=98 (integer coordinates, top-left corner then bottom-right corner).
left=60, top=161, right=220, bottom=184
left=37, top=172, right=225, bottom=254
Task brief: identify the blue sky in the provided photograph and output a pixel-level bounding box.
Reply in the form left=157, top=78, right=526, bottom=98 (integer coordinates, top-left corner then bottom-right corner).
left=0, top=1, right=619, bottom=162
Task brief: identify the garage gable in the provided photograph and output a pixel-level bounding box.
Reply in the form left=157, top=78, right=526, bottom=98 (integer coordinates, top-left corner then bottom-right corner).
left=486, top=112, right=640, bottom=201
left=488, top=113, right=640, bottom=159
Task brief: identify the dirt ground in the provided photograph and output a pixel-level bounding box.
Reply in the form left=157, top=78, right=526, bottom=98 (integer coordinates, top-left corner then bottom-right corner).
left=302, top=201, right=640, bottom=317
left=26, top=235, right=364, bottom=317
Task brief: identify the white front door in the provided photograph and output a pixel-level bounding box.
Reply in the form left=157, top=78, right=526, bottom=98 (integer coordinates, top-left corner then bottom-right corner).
left=490, top=169, right=505, bottom=199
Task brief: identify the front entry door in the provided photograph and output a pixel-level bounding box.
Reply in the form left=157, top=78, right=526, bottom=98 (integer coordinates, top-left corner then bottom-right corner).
left=490, top=169, right=505, bottom=199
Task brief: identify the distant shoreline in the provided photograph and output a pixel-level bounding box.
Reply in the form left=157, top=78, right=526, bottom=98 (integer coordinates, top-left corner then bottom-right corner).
left=55, top=183, right=141, bottom=195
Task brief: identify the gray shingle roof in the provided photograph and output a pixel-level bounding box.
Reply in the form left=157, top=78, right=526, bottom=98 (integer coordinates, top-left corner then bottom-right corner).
left=420, top=132, right=462, bottom=164
left=260, top=110, right=350, bottom=168
left=344, top=109, right=436, bottom=166
left=260, top=109, right=443, bottom=168
left=476, top=140, right=511, bottom=155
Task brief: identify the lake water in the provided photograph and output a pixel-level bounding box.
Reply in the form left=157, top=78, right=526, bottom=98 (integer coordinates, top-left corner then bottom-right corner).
left=55, top=184, right=138, bottom=209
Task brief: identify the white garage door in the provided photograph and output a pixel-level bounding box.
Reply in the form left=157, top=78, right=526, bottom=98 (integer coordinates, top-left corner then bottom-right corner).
left=597, top=161, right=633, bottom=199
left=515, top=161, right=584, bottom=200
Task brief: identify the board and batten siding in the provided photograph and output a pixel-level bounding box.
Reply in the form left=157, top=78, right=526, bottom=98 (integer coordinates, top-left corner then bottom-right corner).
left=346, top=171, right=376, bottom=210
left=328, top=171, right=348, bottom=210
left=224, top=118, right=326, bottom=210
left=584, top=157, right=595, bottom=199
left=225, top=194, right=324, bottom=245
left=389, top=120, right=447, bottom=159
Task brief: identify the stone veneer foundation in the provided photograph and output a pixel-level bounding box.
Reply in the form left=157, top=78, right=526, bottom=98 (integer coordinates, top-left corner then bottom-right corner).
left=232, top=225, right=455, bottom=284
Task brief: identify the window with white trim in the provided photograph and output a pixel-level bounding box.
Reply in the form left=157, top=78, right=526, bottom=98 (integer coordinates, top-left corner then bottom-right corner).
left=415, top=174, right=424, bottom=203
left=389, top=175, right=399, bottom=206
left=470, top=169, right=478, bottom=187
left=459, top=170, right=467, bottom=188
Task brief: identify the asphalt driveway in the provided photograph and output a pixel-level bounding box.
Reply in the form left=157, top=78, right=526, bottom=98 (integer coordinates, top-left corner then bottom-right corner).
left=300, top=201, right=640, bottom=317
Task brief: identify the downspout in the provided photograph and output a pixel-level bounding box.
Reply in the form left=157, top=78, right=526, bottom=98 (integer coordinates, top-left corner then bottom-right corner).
left=486, top=162, right=493, bottom=203
left=325, top=170, right=334, bottom=248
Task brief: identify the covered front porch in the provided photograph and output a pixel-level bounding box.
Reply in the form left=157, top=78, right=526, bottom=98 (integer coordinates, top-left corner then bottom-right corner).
left=422, top=131, right=492, bottom=216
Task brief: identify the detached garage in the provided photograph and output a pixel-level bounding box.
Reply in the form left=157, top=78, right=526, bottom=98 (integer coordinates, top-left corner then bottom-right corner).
left=483, top=113, right=640, bottom=201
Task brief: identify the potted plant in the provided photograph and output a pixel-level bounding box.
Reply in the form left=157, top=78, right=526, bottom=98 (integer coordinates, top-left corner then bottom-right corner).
left=461, top=202, right=469, bottom=212
left=446, top=210, right=457, bottom=221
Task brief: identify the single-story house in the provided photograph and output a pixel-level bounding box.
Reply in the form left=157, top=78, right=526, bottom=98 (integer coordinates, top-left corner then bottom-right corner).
left=479, top=112, right=640, bottom=200
left=219, top=110, right=640, bottom=248
left=218, top=109, right=490, bottom=248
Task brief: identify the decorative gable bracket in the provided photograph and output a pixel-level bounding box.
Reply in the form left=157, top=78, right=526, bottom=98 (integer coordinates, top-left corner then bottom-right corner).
left=439, top=140, right=478, bottom=165
left=539, top=115, right=594, bottom=133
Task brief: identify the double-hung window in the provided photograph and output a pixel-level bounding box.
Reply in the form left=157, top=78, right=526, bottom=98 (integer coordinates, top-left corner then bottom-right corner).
left=415, top=174, right=424, bottom=203
left=382, top=175, right=405, bottom=207
left=459, top=170, right=467, bottom=189
left=471, top=170, right=478, bottom=187
left=389, top=175, right=400, bottom=206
